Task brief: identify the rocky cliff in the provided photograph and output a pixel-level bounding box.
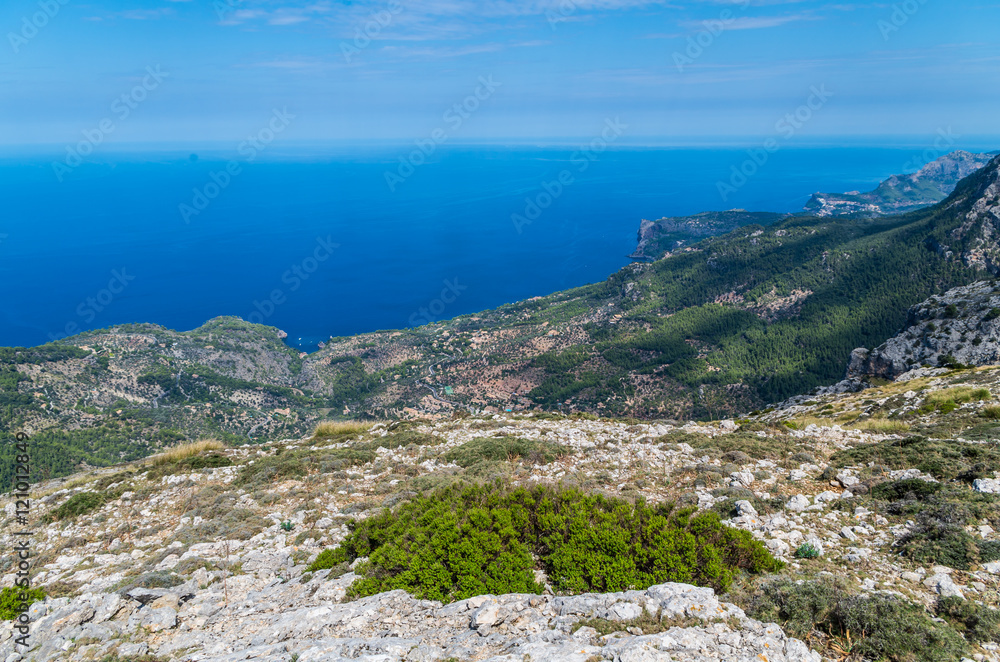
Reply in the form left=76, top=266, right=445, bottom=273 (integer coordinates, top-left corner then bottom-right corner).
left=630, top=211, right=787, bottom=261
left=848, top=281, right=1000, bottom=380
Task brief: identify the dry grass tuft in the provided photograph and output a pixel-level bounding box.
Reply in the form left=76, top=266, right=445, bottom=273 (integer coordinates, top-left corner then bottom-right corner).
left=925, top=386, right=991, bottom=406
left=150, top=439, right=226, bottom=466
left=312, top=420, right=374, bottom=440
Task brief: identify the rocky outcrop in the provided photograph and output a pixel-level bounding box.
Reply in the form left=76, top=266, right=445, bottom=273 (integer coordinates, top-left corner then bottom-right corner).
left=3, top=580, right=820, bottom=662
left=630, top=211, right=786, bottom=261
left=848, top=280, right=1000, bottom=379
left=805, top=150, right=998, bottom=218
left=947, top=153, right=1000, bottom=273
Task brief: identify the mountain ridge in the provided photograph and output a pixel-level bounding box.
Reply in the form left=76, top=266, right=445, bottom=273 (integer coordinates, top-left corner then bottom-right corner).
left=631, top=150, right=998, bottom=262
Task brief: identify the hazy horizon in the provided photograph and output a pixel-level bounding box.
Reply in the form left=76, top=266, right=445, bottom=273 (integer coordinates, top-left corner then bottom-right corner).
left=3, top=1, right=998, bottom=148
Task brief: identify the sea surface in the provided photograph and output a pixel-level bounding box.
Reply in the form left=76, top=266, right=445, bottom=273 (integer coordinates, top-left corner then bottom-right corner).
left=1, top=143, right=994, bottom=351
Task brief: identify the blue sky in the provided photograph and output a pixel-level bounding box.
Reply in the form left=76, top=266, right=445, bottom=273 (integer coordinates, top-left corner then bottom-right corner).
left=1, top=0, right=998, bottom=145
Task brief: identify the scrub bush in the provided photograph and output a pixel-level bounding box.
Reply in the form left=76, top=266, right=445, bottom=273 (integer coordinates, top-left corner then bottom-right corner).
left=743, top=578, right=967, bottom=662
left=310, top=482, right=782, bottom=603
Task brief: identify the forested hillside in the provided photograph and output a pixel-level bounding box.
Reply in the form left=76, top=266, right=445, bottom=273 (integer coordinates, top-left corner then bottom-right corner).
left=2, top=154, right=999, bottom=487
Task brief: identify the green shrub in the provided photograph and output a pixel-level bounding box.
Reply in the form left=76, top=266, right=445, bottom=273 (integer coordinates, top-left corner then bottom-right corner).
left=99, top=654, right=167, bottom=662
left=364, top=431, right=443, bottom=450
left=0, top=587, right=45, bottom=620
left=574, top=610, right=677, bottom=637
left=178, top=508, right=269, bottom=543
left=444, top=437, right=569, bottom=468
left=113, top=571, right=183, bottom=595
left=235, top=448, right=374, bottom=486
left=794, top=543, right=820, bottom=559
left=307, top=550, right=352, bottom=579
left=832, top=435, right=1000, bottom=481
left=981, top=406, right=1000, bottom=421
left=710, top=493, right=784, bottom=519
left=685, top=431, right=805, bottom=461
left=871, top=478, right=942, bottom=502
left=743, top=578, right=967, bottom=662
left=897, top=507, right=980, bottom=570
left=936, top=596, right=1000, bottom=644
left=46, top=491, right=107, bottom=522
left=315, top=483, right=782, bottom=603
left=837, top=593, right=966, bottom=662
left=146, top=452, right=233, bottom=480
left=979, top=540, right=1000, bottom=563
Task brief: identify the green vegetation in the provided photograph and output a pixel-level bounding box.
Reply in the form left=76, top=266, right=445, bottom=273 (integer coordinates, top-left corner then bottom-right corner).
left=681, top=430, right=807, bottom=462
left=831, top=435, right=1000, bottom=481
left=235, top=447, right=374, bottom=487
left=499, top=168, right=998, bottom=416
left=935, top=596, right=1000, bottom=644
left=981, top=406, right=1000, bottom=421
left=444, top=437, right=569, bottom=468
left=0, top=420, right=183, bottom=491
left=0, top=587, right=45, bottom=620
left=0, top=344, right=91, bottom=431
left=793, top=543, right=820, bottom=559
left=864, top=477, right=1000, bottom=568
left=138, top=364, right=312, bottom=406
left=921, top=387, right=991, bottom=413
left=45, top=491, right=109, bottom=522
left=897, top=506, right=981, bottom=570
left=574, top=610, right=682, bottom=637
left=145, top=450, right=232, bottom=481
left=309, top=483, right=782, bottom=603
left=111, top=571, right=185, bottom=598
left=870, top=478, right=942, bottom=502
left=741, top=578, right=968, bottom=662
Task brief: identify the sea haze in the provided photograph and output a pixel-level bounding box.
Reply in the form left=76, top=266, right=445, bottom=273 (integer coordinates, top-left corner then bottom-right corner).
left=0, top=144, right=980, bottom=350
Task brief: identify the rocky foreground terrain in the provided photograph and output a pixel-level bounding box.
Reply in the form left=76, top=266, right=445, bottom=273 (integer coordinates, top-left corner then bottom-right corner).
left=7, top=358, right=1000, bottom=661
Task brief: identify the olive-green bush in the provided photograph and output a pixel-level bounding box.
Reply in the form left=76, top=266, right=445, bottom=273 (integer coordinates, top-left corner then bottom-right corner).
left=45, top=491, right=108, bottom=522
left=444, top=437, right=569, bottom=468
left=146, top=452, right=232, bottom=481
left=832, top=435, right=1000, bottom=481
left=936, top=596, right=1000, bottom=644
left=897, top=506, right=981, bottom=570
left=0, top=587, right=45, bottom=620
left=309, top=483, right=782, bottom=603
left=742, top=578, right=967, bottom=662
left=235, top=447, right=374, bottom=486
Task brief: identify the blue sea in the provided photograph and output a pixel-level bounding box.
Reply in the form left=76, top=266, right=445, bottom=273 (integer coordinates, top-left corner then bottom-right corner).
left=1, top=142, right=996, bottom=351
